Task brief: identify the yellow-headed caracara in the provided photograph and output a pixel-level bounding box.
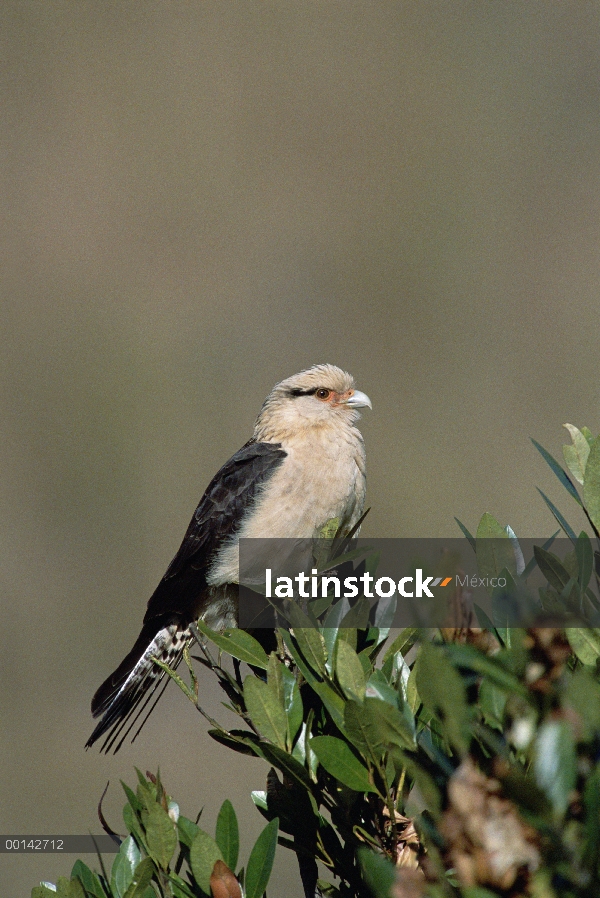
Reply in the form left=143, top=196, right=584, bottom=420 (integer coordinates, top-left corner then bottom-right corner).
left=87, top=364, right=371, bottom=751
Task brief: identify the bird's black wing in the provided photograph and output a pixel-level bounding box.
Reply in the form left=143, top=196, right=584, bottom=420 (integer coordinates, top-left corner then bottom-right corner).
left=141, top=439, right=287, bottom=623
left=162, top=441, right=285, bottom=579
left=87, top=440, right=286, bottom=750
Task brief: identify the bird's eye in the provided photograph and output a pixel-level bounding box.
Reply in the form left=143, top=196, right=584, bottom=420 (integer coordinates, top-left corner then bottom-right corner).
left=315, top=388, right=331, bottom=401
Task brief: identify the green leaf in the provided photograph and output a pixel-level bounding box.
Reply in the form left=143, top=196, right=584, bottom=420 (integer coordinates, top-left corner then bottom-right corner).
left=583, top=436, right=600, bottom=533
left=454, top=517, right=476, bottom=551
left=406, top=664, right=420, bottom=715
left=144, top=804, right=177, bottom=871
left=563, top=424, right=591, bottom=484
left=531, top=438, right=582, bottom=505
left=67, top=880, right=85, bottom=898
left=177, top=815, right=199, bottom=849
left=245, top=818, right=279, bottom=898
left=534, top=720, right=577, bottom=816
left=583, top=764, right=600, bottom=868
left=319, top=543, right=374, bottom=574
left=534, top=546, right=573, bottom=593
left=358, top=848, right=396, bottom=898
left=321, top=632, right=340, bottom=675
left=415, top=642, right=469, bottom=754
left=576, top=530, right=594, bottom=591
left=281, top=663, right=303, bottom=745
left=267, top=652, right=285, bottom=704
left=382, top=628, right=421, bottom=665
left=194, top=620, right=269, bottom=669
left=475, top=512, right=507, bottom=540
left=366, top=670, right=400, bottom=707
left=479, top=678, right=506, bottom=731
left=522, top=531, right=560, bottom=579
left=344, top=699, right=385, bottom=763
left=348, top=685, right=415, bottom=753
left=208, top=727, right=260, bottom=756
left=265, top=653, right=302, bottom=747
left=310, top=735, right=377, bottom=792
left=167, top=872, right=196, bottom=898
left=252, top=790, right=268, bottom=810
left=563, top=668, right=600, bottom=740
left=289, top=611, right=327, bottom=675
left=282, top=631, right=346, bottom=729
left=566, top=628, right=600, bottom=665
left=321, top=600, right=349, bottom=674
left=244, top=675, right=288, bottom=749
left=372, top=593, right=396, bottom=631
left=316, top=879, right=342, bottom=897
left=303, top=708, right=317, bottom=779
left=40, top=881, right=83, bottom=898
left=121, top=858, right=155, bottom=898
left=445, top=644, right=530, bottom=699
left=309, top=594, right=336, bottom=621
left=339, top=596, right=371, bottom=629
left=111, top=836, right=140, bottom=898
left=319, top=517, right=340, bottom=539
left=375, top=698, right=416, bottom=750
left=152, top=655, right=196, bottom=705
left=322, top=596, right=351, bottom=626
left=55, top=879, right=72, bottom=898
left=400, top=754, right=442, bottom=817
left=344, top=696, right=416, bottom=764
left=335, top=639, right=366, bottom=702
left=189, top=830, right=223, bottom=895
left=256, top=741, right=313, bottom=790
left=71, top=862, right=105, bottom=898
left=358, top=630, right=375, bottom=680
left=336, top=625, right=357, bottom=652
left=215, top=799, right=239, bottom=872
left=475, top=514, right=516, bottom=580
left=120, top=782, right=143, bottom=814
left=472, top=604, right=502, bottom=643
left=536, top=489, right=577, bottom=542
left=135, top=771, right=157, bottom=810
left=491, top=567, right=531, bottom=629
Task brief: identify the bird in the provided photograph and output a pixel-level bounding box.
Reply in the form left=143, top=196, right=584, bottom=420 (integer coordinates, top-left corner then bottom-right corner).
left=86, top=364, right=371, bottom=752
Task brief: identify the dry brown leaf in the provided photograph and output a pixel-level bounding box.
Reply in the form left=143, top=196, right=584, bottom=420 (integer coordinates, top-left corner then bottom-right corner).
left=392, top=868, right=426, bottom=898
left=210, top=859, right=242, bottom=898
left=440, top=757, right=540, bottom=892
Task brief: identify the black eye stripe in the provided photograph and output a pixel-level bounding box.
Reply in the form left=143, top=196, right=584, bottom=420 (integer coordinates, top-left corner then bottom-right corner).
left=287, top=387, right=319, bottom=397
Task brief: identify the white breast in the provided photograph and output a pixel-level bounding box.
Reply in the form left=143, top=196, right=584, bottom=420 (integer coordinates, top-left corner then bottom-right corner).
left=207, top=423, right=366, bottom=586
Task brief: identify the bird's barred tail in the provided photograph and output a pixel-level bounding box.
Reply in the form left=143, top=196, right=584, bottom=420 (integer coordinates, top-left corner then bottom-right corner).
left=86, top=622, right=191, bottom=753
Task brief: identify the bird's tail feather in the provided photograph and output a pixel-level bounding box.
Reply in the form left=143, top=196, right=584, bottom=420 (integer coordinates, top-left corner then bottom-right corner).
left=86, top=621, right=191, bottom=752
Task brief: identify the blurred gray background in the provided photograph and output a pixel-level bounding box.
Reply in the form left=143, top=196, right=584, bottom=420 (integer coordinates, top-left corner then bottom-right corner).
left=2, top=3, right=599, bottom=895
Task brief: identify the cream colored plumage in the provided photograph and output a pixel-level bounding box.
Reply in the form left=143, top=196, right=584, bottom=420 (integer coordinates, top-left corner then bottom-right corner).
left=87, top=364, right=371, bottom=751
left=209, top=364, right=369, bottom=585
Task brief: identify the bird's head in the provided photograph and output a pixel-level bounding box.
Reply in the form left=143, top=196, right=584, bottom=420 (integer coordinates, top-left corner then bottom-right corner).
left=254, top=364, right=372, bottom=442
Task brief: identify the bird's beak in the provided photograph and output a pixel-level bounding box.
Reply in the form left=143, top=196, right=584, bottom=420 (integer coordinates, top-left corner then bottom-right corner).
left=345, top=390, right=372, bottom=410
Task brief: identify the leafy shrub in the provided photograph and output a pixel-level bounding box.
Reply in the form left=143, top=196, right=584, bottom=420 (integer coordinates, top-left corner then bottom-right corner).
left=32, top=771, right=278, bottom=898
left=33, top=424, right=600, bottom=898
